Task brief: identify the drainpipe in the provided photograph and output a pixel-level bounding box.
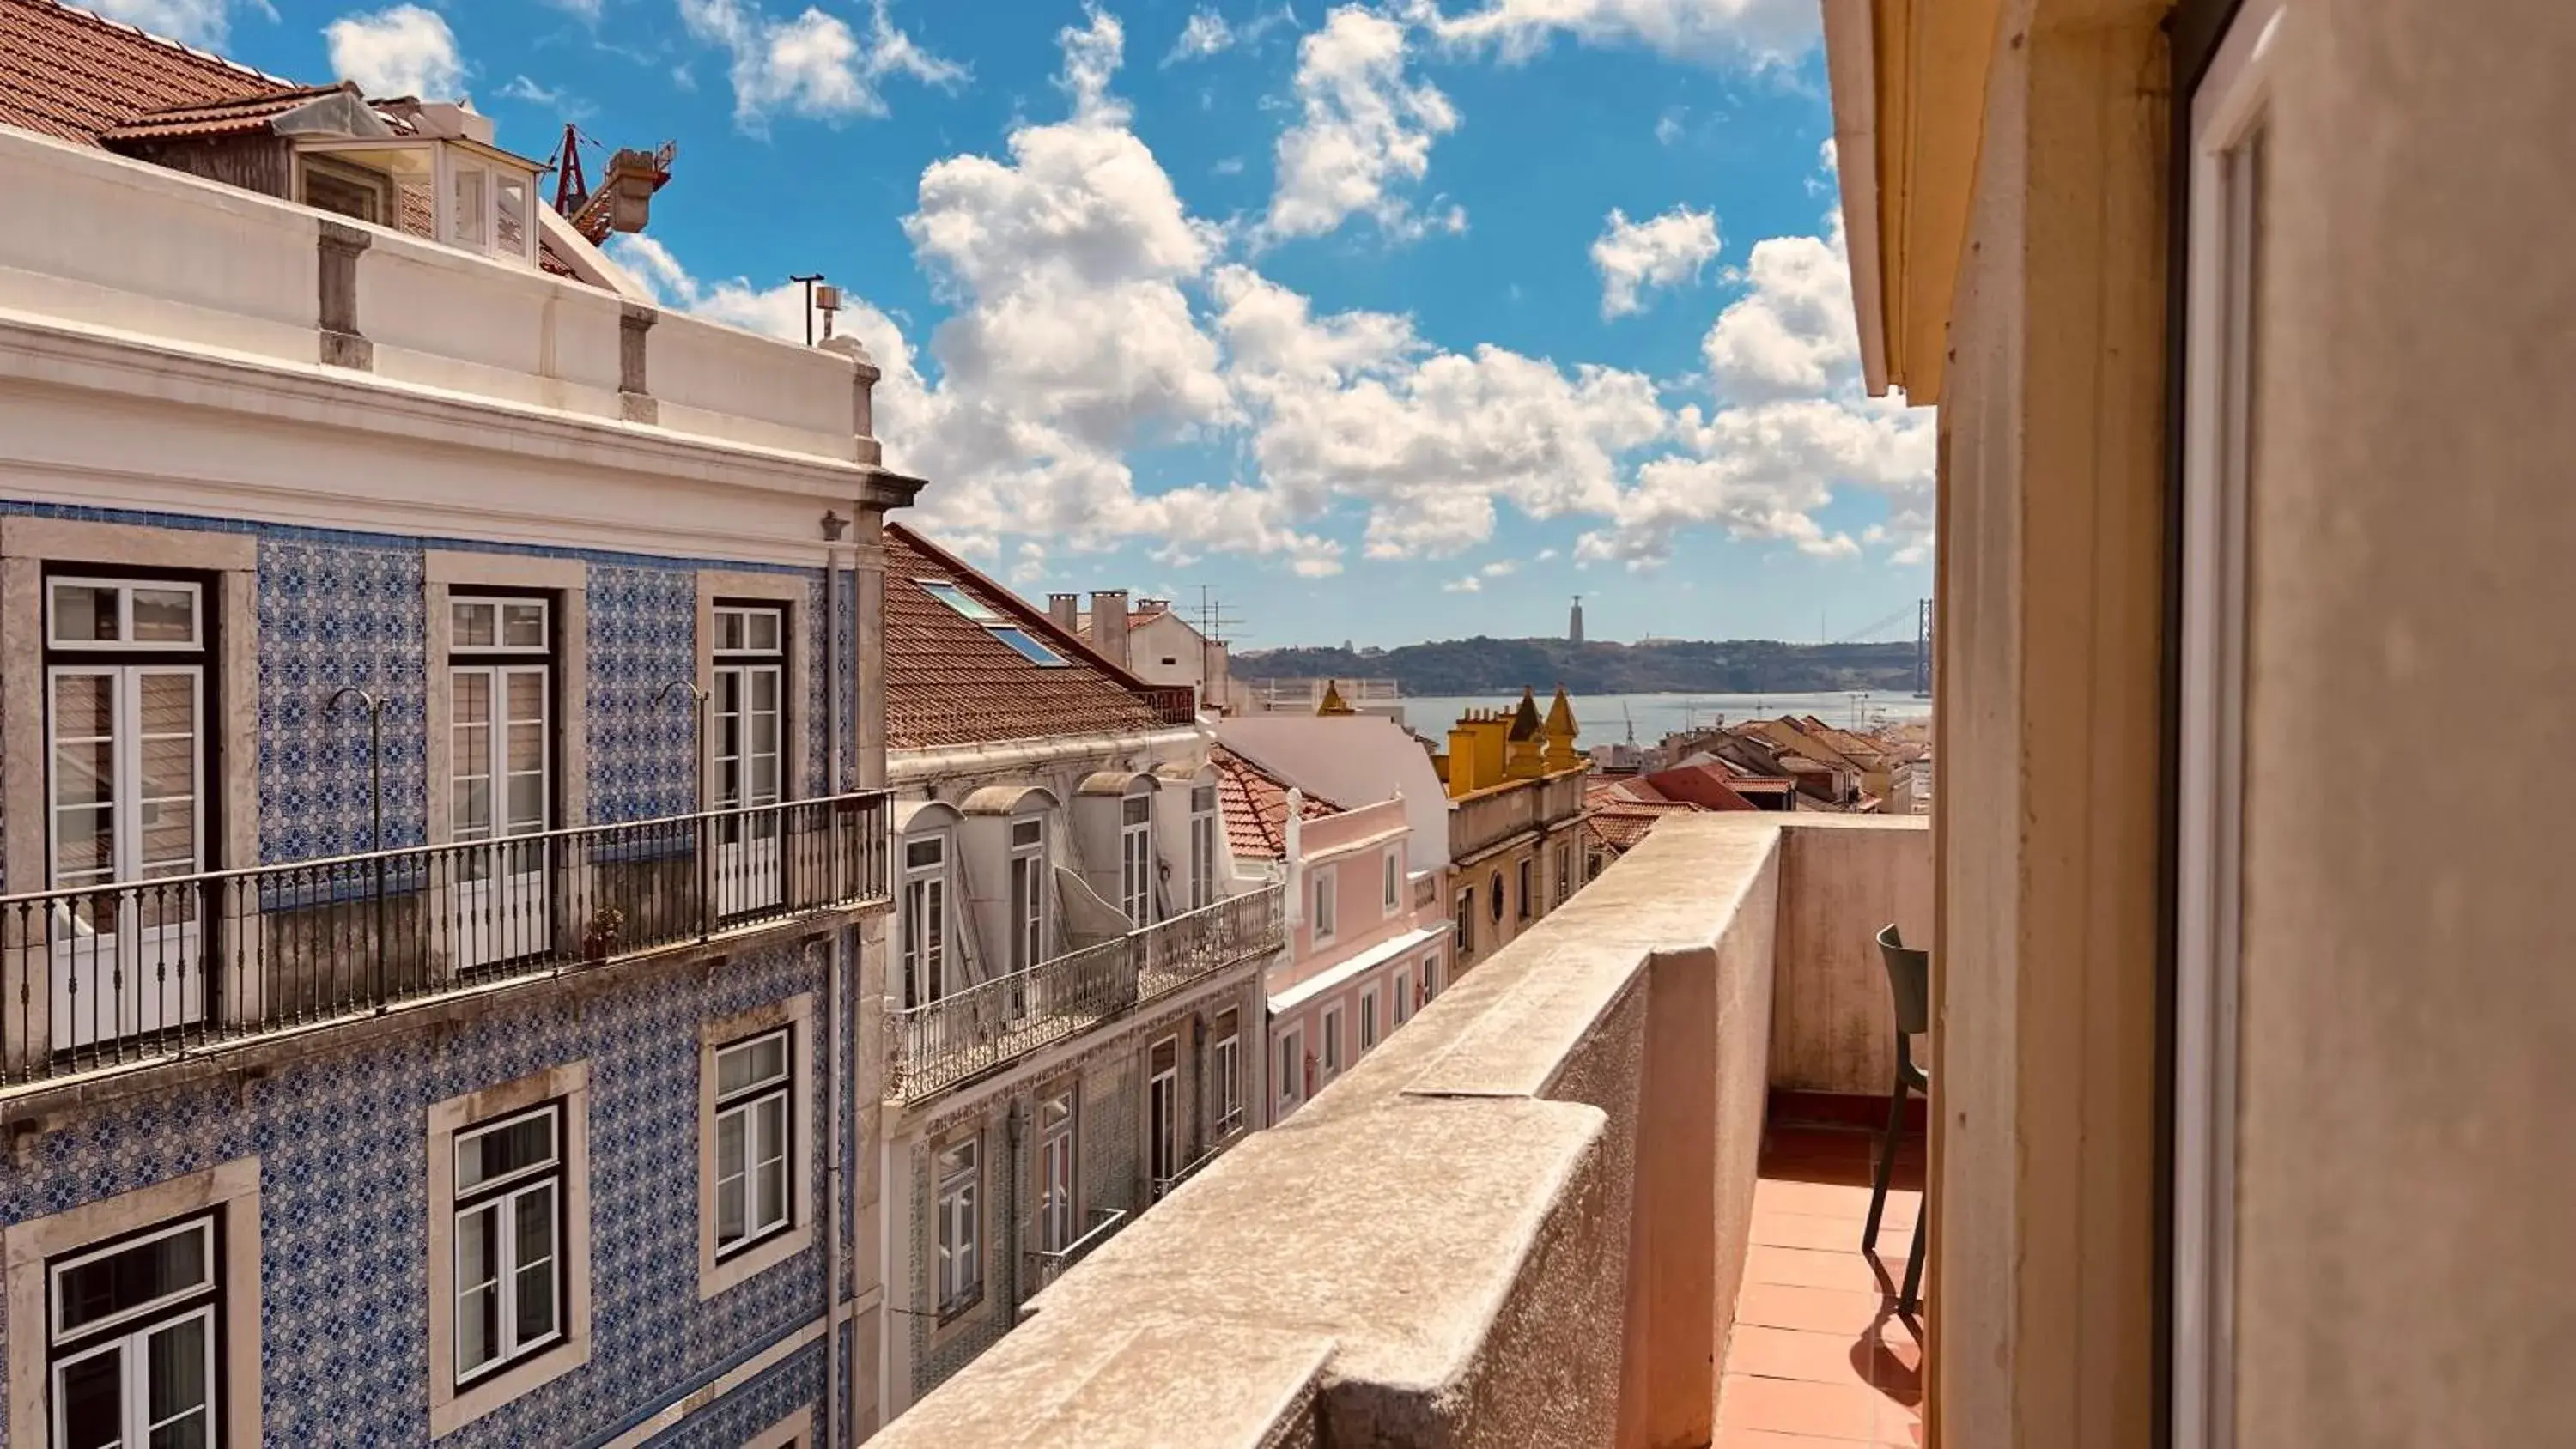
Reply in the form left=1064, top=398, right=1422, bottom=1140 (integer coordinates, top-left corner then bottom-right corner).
left=821, top=510, right=848, bottom=1449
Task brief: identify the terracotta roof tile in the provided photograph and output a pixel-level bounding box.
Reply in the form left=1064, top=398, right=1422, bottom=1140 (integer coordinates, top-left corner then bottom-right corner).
left=884, top=524, right=1181, bottom=751
left=97, top=82, right=349, bottom=141
left=1585, top=795, right=1704, bottom=852
left=1211, top=744, right=1342, bottom=860
left=1641, top=764, right=1763, bottom=812
left=0, top=0, right=286, bottom=146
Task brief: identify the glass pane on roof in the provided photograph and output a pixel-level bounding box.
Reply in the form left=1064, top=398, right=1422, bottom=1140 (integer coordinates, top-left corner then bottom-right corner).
left=917, top=581, right=1004, bottom=625
left=989, top=628, right=1070, bottom=667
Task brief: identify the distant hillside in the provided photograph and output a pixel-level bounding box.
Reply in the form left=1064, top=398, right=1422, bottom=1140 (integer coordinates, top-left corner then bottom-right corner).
left=1235, top=637, right=1919, bottom=695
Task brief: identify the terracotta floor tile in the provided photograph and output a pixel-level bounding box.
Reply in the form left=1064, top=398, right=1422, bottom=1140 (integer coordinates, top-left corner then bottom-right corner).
left=1750, top=1245, right=1912, bottom=1296
left=1715, top=1429, right=1893, bottom=1449
left=1725, top=1325, right=1878, bottom=1391
left=1753, top=1179, right=1899, bottom=1220
left=1717, top=1374, right=1917, bottom=1445
left=1753, top=1210, right=1918, bottom=1255
left=1735, top=1281, right=1895, bottom=1335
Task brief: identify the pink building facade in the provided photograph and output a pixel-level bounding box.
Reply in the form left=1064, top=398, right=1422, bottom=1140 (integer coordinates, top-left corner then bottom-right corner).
left=1261, top=793, right=1450, bottom=1123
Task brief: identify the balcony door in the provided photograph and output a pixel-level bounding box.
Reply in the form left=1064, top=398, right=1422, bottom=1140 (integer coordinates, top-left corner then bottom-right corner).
left=2175, top=3, right=2280, bottom=1445
left=449, top=597, right=552, bottom=970
left=44, top=577, right=209, bottom=1052
left=711, top=604, right=786, bottom=918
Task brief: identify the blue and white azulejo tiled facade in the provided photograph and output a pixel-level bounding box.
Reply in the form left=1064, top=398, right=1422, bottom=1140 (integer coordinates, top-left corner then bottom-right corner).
left=0, top=500, right=872, bottom=1448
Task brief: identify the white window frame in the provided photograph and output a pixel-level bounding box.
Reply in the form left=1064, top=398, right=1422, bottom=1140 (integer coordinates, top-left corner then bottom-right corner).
left=697, top=997, right=815, bottom=1300
left=711, top=1029, right=793, bottom=1258
left=1311, top=869, right=1338, bottom=948
left=1517, top=857, right=1534, bottom=921
left=45, top=1216, right=221, bottom=1449
left=934, top=1137, right=981, bottom=1319
left=1210, top=1010, right=1242, bottom=1137
left=1421, top=953, right=1441, bottom=1002
left=1555, top=843, right=1573, bottom=906
left=1009, top=815, right=1048, bottom=973
left=1188, top=784, right=1218, bottom=912
left=1382, top=846, right=1402, bottom=917
left=1146, top=1036, right=1181, bottom=1197
left=901, top=832, right=951, bottom=1009
left=1320, top=1004, right=1343, bottom=1076
left=427, top=1064, right=592, bottom=1438
left=448, top=1102, right=566, bottom=1387
left=1394, top=969, right=1413, bottom=1026
left=44, top=577, right=203, bottom=652
left=1037, top=1092, right=1078, bottom=1254
left=1359, top=986, right=1379, bottom=1053
left=2, top=1160, right=263, bottom=1449
left=710, top=605, right=786, bottom=815
left=1119, top=786, right=1154, bottom=925
left=1276, top=1026, right=1304, bottom=1118
left=2175, top=5, right=2281, bottom=1447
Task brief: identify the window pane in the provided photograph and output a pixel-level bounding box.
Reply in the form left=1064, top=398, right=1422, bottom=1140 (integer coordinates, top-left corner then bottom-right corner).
left=453, top=603, right=495, bottom=649
left=453, top=777, right=492, bottom=839
left=513, top=1185, right=557, bottom=1343
left=904, top=836, right=944, bottom=870
left=138, top=734, right=195, bottom=805
left=938, top=1139, right=975, bottom=1179
left=137, top=675, right=194, bottom=738
left=52, top=584, right=117, bottom=644
left=1012, top=819, right=1042, bottom=848
left=458, top=1111, right=555, bottom=1190
left=495, top=173, right=529, bottom=256
left=53, top=804, right=112, bottom=880
left=456, top=1203, right=499, bottom=1372
left=506, top=671, right=544, bottom=724
left=501, top=603, right=544, bottom=649
left=1121, top=796, right=1150, bottom=825
left=139, top=801, right=196, bottom=874
left=144, top=1313, right=210, bottom=1432
left=55, top=739, right=115, bottom=808
left=717, top=1107, right=747, bottom=1241
left=56, top=1347, right=124, bottom=1449
left=755, top=1096, right=787, bottom=1229
left=131, top=589, right=195, bottom=646
left=748, top=610, right=781, bottom=652
left=918, top=581, right=1002, bottom=624
left=750, top=670, right=781, bottom=714
left=453, top=167, right=485, bottom=247
left=55, top=673, right=114, bottom=738
left=989, top=628, right=1068, bottom=667
left=719, top=1034, right=788, bottom=1095
left=56, top=1225, right=210, bottom=1333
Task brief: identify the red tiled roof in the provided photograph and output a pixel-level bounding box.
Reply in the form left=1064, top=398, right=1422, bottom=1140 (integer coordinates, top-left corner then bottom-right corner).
left=97, top=82, right=351, bottom=142
left=1641, top=764, right=1761, bottom=812
left=1585, top=795, right=1704, bottom=852
left=884, top=524, right=1177, bottom=751
left=1211, top=744, right=1342, bottom=860
left=0, top=0, right=286, bottom=145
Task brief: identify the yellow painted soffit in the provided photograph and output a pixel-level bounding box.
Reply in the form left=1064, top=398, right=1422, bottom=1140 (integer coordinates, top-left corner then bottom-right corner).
left=1835, top=0, right=2001, bottom=405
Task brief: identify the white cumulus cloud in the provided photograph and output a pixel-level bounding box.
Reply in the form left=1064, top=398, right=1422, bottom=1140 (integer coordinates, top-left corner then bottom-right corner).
left=1163, top=6, right=1234, bottom=64
left=678, top=0, right=963, bottom=127
left=85, top=0, right=232, bottom=47
left=1410, top=0, right=1819, bottom=69
left=325, top=5, right=465, bottom=99
left=1263, top=6, right=1461, bottom=244
left=1593, top=204, right=1720, bottom=318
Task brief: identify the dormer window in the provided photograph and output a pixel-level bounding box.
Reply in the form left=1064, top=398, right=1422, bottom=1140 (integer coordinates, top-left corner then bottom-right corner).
left=293, top=136, right=542, bottom=267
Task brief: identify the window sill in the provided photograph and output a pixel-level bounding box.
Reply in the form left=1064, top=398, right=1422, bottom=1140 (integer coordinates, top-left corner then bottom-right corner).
left=432, top=1334, right=590, bottom=1440
left=700, top=1219, right=813, bottom=1301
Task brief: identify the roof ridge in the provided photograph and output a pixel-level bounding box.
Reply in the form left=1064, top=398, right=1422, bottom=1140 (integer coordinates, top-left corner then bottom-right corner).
left=22, top=0, right=298, bottom=88
left=1211, top=740, right=1347, bottom=816
left=885, top=521, right=1169, bottom=701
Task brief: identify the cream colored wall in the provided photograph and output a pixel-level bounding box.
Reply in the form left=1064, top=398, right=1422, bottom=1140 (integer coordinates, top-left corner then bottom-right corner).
left=1929, top=2, right=2168, bottom=1445
left=2233, top=4, right=2576, bottom=1440
left=1770, top=817, right=1932, bottom=1096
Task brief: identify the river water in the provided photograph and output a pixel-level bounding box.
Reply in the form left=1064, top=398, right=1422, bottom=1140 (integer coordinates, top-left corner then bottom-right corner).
left=1378, top=691, right=1931, bottom=750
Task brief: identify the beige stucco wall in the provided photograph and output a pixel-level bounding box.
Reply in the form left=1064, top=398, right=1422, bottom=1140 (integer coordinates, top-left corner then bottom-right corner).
left=1928, top=1, right=2168, bottom=1445
left=2233, top=3, right=2576, bottom=1441
left=1770, top=818, right=1933, bottom=1095
left=868, top=816, right=1925, bottom=1447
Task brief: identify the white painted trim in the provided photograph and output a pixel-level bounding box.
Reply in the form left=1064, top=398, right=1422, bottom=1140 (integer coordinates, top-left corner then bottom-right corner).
left=698, top=992, right=819, bottom=1300
left=3, top=1157, right=263, bottom=1449
left=886, top=726, right=1208, bottom=785
left=427, top=1059, right=595, bottom=1439
left=745, top=1404, right=817, bottom=1449
left=2174, top=7, right=2281, bottom=1448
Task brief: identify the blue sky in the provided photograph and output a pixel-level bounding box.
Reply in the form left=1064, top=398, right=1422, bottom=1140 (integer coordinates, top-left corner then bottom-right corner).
left=121, top=0, right=1933, bottom=648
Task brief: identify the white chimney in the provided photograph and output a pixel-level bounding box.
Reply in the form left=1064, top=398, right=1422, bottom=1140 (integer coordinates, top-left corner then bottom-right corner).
left=1091, top=591, right=1131, bottom=670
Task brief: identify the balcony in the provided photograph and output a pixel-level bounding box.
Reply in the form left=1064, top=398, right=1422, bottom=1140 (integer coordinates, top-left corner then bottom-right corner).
left=870, top=814, right=1929, bottom=1446
left=0, top=792, right=891, bottom=1094
left=887, top=884, right=1285, bottom=1103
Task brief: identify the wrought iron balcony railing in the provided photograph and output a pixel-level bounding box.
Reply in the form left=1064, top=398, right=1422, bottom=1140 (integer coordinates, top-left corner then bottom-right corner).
left=1030, top=1208, right=1128, bottom=1291
left=889, top=883, right=1285, bottom=1102
left=0, top=791, right=892, bottom=1088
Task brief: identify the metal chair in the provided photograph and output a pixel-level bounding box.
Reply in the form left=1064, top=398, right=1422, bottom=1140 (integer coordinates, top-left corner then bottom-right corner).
left=1868, top=923, right=1930, bottom=1313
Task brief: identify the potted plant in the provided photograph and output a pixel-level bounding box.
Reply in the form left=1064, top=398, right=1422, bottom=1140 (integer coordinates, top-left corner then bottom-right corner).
left=582, top=906, right=627, bottom=962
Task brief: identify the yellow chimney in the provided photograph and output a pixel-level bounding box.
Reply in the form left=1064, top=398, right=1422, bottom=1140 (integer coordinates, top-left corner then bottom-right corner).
left=1317, top=679, right=1355, bottom=716
left=1476, top=711, right=1508, bottom=790
left=1447, top=717, right=1481, bottom=797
